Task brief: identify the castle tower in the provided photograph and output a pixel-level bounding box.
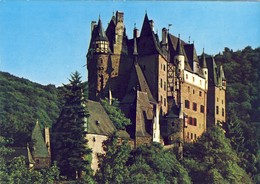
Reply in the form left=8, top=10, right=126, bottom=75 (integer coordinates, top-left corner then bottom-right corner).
left=206, top=56, right=226, bottom=128
left=175, top=35, right=185, bottom=74
left=113, top=11, right=128, bottom=55
left=87, top=18, right=110, bottom=101
left=200, top=49, right=208, bottom=90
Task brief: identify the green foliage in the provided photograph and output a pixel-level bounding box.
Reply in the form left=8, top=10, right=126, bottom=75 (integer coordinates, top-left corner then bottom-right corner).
left=127, top=143, right=191, bottom=184
left=95, top=133, right=131, bottom=184
left=100, top=98, right=131, bottom=130
left=0, top=136, right=59, bottom=184
left=215, top=47, right=260, bottom=180
left=184, top=126, right=252, bottom=184
left=0, top=72, right=60, bottom=146
left=52, top=71, right=92, bottom=180
left=96, top=135, right=191, bottom=184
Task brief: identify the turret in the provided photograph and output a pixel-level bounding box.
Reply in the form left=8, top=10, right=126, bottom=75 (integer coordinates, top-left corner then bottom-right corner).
left=201, top=48, right=208, bottom=89
left=87, top=17, right=110, bottom=101
left=174, top=35, right=185, bottom=73
left=93, top=18, right=109, bottom=54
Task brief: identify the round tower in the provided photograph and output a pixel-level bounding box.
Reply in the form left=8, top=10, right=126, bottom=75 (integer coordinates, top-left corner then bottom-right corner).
left=201, top=48, right=208, bottom=89
left=88, top=18, right=110, bottom=100
left=174, top=35, right=185, bottom=73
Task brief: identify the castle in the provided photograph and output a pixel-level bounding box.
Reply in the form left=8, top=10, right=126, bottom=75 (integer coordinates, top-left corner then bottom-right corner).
left=86, top=11, right=226, bottom=147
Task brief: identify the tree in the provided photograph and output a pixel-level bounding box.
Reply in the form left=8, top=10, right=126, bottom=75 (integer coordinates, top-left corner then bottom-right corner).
left=183, top=126, right=252, bottom=184
left=127, top=143, right=191, bottom=184
left=100, top=98, right=131, bottom=130
left=52, top=71, right=92, bottom=180
left=95, top=133, right=131, bottom=184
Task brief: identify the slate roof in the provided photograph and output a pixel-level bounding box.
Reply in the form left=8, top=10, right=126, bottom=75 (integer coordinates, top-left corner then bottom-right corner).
left=86, top=100, right=130, bottom=138
left=135, top=91, right=153, bottom=137
left=95, top=18, right=109, bottom=42
left=31, top=121, right=49, bottom=158
left=122, top=62, right=157, bottom=105
left=168, top=34, right=192, bottom=72
left=206, top=56, right=218, bottom=86
left=138, top=13, right=166, bottom=58
left=200, top=50, right=207, bottom=68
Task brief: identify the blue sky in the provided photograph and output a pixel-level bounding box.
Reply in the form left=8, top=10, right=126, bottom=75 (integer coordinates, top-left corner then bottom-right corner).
left=0, top=1, right=259, bottom=86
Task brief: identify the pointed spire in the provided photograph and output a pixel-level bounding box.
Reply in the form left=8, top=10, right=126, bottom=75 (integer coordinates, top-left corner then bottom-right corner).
left=201, top=48, right=207, bottom=68
left=176, top=34, right=184, bottom=56
left=96, top=18, right=108, bottom=41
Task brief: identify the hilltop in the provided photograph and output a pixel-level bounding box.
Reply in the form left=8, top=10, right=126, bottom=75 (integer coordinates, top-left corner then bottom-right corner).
left=0, top=71, right=61, bottom=146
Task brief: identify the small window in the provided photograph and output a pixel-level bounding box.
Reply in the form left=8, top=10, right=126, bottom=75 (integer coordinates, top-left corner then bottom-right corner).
left=193, top=77, right=195, bottom=82
left=222, top=100, right=224, bottom=104
left=189, top=117, right=192, bottom=125
left=161, top=96, right=163, bottom=103
left=164, top=98, right=166, bottom=106
left=163, top=64, right=166, bottom=71
left=216, top=106, right=219, bottom=114
left=160, top=79, right=163, bottom=88
left=194, top=134, right=197, bottom=139
left=191, top=133, right=193, bottom=139
left=193, top=103, right=197, bottom=111
left=194, top=118, right=197, bottom=126
left=186, top=74, right=188, bottom=79
left=188, top=86, right=190, bottom=92
left=217, top=98, right=219, bottom=102
left=187, top=132, right=189, bottom=139
left=185, top=100, right=190, bottom=109
left=164, top=81, right=166, bottom=91
left=222, top=108, right=225, bottom=117
left=199, top=91, right=202, bottom=97
left=200, top=105, right=204, bottom=113
left=193, top=89, right=195, bottom=94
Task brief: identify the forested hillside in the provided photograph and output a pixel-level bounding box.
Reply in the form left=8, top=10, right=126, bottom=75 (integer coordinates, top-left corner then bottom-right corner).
left=215, top=46, right=260, bottom=181
left=0, top=72, right=61, bottom=146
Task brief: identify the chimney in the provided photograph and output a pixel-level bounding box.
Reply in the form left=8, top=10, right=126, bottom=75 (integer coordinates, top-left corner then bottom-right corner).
left=133, top=28, right=139, bottom=38
left=91, top=21, right=97, bottom=32
left=116, top=11, right=124, bottom=24
left=162, top=28, right=168, bottom=47
left=44, top=127, right=51, bottom=155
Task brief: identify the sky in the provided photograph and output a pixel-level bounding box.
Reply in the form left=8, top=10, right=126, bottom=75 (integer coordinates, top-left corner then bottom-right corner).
left=0, top=1, right=259, bottom=86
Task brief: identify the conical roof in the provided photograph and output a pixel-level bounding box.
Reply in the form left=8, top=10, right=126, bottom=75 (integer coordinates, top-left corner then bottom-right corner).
left=31, top=120, right=49, bottom=158
left=200, top=49, right=207, bottom=68
left=176, top=36, right=184, bottom=56
left=95, top=18, right=109, bottom=42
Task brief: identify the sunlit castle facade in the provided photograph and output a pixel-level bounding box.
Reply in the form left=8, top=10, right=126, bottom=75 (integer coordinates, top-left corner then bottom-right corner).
left=86, top=11, right=226, bottom=147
